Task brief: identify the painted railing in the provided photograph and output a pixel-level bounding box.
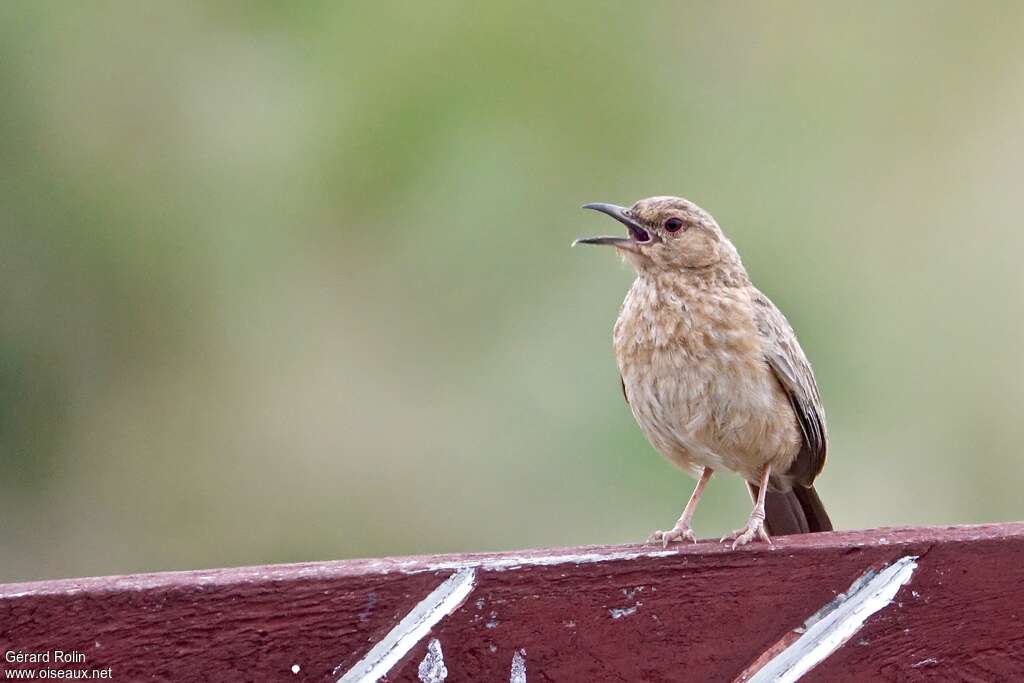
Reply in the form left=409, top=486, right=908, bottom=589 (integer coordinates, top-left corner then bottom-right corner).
left=1, top=523, right=1021, bottom=681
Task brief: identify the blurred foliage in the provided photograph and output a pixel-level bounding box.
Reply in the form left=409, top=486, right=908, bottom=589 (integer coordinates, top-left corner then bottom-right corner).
left=1, top=1, right=1023, bottom=582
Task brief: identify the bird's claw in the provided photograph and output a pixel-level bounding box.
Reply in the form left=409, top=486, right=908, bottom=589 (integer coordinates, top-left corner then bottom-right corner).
left=647, top=524, right=697, bottom=548
left=720, top=516, right=772, bottom=549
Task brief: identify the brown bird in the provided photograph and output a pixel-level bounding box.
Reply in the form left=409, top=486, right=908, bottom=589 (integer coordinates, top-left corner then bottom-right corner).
left=575, top=197, right=831, bottom=547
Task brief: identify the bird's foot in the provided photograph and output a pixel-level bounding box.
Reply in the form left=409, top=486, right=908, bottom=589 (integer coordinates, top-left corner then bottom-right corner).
left=647, top=523, right=697, bottom=548
left=720, top=511, right=771, bottom=550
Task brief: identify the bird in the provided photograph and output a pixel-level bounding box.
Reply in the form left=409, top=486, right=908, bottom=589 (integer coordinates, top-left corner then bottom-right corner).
left=574, top=196, right=831, bottom=548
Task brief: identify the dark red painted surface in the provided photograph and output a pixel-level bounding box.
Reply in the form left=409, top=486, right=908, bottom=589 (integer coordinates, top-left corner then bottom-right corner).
left=0, top=524, right=1021, bottom=682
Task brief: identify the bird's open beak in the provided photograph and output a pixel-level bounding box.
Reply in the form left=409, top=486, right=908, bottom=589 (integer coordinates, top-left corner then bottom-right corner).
left=573, top=203, right=654, bottom=248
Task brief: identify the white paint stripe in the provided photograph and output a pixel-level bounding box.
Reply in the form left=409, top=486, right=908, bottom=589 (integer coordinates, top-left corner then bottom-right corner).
left=509, top=648, right=527, bottom=683
left=746, top=555, right=918, bottom=683
left=417, top=638, right=447, bottom=682
left=337, top=568, right=476, bottom=683
left=396, top=549, right=676, bottom=574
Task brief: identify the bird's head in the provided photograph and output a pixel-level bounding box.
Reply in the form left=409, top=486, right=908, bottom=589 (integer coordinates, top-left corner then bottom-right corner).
left=574, top=196, right=737, bottom=272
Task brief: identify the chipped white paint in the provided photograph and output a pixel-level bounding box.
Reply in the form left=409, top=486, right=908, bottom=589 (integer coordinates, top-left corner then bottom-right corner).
left=291, top=664, right=301, bottom=674
left=510, top=649, right=527, bottom=683
left=746, top=556, right=918, bottom=683
left=609, top=605, right=639, bottom=619
left=397, top=549, right=676, bottom=574
left=611, top=586, right=644, bottom=619
left=417, top=639, right=447, bottom=683
left=337, top=568, right=476, bottom=683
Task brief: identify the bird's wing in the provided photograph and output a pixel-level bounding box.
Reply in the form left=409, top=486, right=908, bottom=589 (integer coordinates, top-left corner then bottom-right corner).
left=752, top=290, right=827, bottom=485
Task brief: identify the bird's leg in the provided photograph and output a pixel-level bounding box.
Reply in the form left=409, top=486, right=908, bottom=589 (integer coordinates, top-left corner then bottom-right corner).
left=647, top=467, right=713, bottom=547
left=721, top=464, right=773, bottom=549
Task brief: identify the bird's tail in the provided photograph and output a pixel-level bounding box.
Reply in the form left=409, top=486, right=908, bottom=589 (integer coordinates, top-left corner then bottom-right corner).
left=749, top=484, right=833, bottom=536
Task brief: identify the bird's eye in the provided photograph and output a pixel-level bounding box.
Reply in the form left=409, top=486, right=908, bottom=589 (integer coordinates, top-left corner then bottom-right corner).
left=665, top=217, right=685, bottom=232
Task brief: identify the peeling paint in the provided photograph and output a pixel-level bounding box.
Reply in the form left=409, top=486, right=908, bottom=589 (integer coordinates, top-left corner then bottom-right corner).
left=400, top=549, right=676, bottom=574
left=337, top=568, right=476, bottom=683
left=610, top=587, right=644, bottom=619
left=509, top=649, right=527, bottom=683
left=417, top=639, right=447, bottom=683
left=358, top=591, right=378, bottom=622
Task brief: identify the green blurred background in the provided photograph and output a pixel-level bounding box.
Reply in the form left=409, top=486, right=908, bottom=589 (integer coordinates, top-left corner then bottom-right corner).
left=2, top=2, right=1022, bottom=583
